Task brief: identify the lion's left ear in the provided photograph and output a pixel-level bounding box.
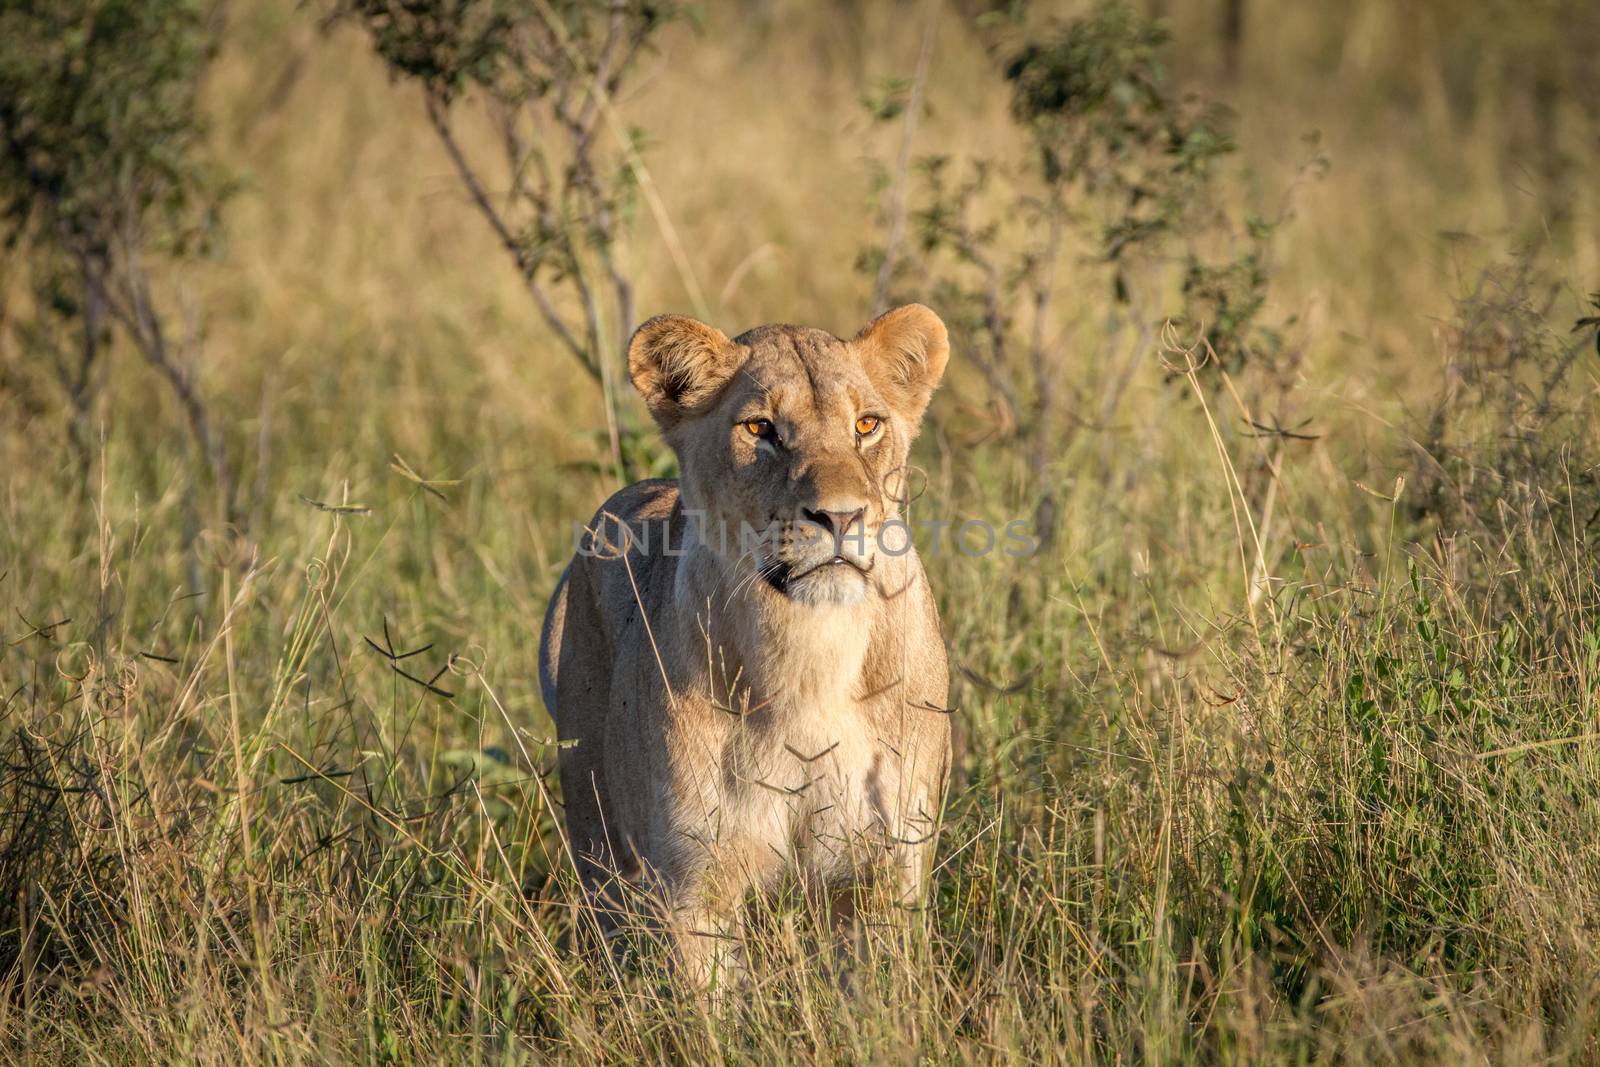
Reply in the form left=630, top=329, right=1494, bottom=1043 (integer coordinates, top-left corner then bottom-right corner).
left=851, top=303, right=950, bottom=425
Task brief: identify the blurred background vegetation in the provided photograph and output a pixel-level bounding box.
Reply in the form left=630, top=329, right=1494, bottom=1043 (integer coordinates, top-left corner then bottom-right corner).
left=2, top=0, right=1600, bottom=1062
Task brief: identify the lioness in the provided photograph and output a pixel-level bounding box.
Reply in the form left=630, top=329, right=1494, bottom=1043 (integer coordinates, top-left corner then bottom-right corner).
left=539, top=304, right=952, bottom=985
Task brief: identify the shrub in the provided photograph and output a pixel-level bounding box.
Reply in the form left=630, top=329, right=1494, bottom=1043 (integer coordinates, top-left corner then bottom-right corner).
left=0, top=0, right=235, bottom=515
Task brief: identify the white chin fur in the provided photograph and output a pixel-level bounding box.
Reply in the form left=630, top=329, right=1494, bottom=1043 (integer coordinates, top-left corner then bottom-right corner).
left=784, top=564, right=870, bottom=606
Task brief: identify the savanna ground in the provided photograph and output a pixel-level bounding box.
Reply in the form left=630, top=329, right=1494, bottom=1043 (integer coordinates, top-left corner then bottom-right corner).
left=3, top=0, right=1600, bottom=1062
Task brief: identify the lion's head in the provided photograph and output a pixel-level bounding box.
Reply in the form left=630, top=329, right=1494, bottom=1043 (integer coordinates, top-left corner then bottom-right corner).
left=627, top=304, right=949, bottom=607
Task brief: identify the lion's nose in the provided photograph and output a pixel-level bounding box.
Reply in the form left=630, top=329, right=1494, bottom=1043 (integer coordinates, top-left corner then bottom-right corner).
left=801, top=506, right=866, bottom=540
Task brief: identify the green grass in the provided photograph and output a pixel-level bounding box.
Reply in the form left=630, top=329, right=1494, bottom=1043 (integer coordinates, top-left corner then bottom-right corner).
left=3, top=1, right=1600, bottom=1062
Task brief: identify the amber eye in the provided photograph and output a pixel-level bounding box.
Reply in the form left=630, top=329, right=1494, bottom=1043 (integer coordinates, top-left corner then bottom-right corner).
left=742, top=419, right=772, bottom=438
left=855, top=415, right=881, bottom=437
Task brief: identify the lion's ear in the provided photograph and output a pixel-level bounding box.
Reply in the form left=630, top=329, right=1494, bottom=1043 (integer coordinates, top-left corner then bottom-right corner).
left=627, top=315, right=744, bottom=430
left=851, top=303, right=950, bottom=425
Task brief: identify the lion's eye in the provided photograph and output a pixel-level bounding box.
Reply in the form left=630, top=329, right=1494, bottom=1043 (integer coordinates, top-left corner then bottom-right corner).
left=855, top=415, right=881, bottom=437
left=742, top=419, right=772, bottom=438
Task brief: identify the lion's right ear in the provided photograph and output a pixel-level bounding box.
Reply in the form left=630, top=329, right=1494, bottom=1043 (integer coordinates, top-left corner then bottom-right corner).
left=627, top=315, right=744, bottom=430
left=852, top=303, right=950, bottom=426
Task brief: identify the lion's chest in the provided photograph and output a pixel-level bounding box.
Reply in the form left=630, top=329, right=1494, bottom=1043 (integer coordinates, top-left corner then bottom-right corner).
left=712, top=699, right=910, bottom=884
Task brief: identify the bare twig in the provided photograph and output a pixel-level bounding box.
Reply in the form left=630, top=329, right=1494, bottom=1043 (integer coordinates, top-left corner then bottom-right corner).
left=1028, top=189, right=1067, bottom=552
left=101, top=228, right=235, bottom=519
left=423, top=94, right=599, bottom=381
left=871, top=10, right=937, bottom=316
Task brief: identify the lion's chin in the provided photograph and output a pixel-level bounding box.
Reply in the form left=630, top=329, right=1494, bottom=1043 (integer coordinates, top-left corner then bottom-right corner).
left=765, top=557, right=872, bottom=606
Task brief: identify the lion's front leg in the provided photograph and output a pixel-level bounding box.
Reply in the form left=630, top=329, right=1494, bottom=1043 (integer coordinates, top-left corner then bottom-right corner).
left=665, top=899, right=743, bottom=994
left=880, top=775, right=944, bottom=911
left=656, top=841, right=776, bottom=995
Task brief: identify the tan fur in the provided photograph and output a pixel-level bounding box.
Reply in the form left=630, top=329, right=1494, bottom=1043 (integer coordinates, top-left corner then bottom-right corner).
left=539, top=305, right=952, bottom=986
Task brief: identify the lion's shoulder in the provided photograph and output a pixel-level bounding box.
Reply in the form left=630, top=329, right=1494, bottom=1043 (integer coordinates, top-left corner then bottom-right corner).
left=574, top=479, right=684, bottom=620
left=589, top=478, right=680, bottom=533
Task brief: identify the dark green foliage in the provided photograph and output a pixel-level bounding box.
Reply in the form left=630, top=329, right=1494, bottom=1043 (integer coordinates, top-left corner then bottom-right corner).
left=0, top=0, right=222, bottom=253
left=342, top=0, right=517, bottom=98
left=348, top=0, right=674, bottom=102
left=1174, top=236, right=1275, bottom=376
left=1001, top=0, right=1231, bottom=194
left=1573, top=291, right=1600, bottom=356
left=0, top=0, right=234, bottom=513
